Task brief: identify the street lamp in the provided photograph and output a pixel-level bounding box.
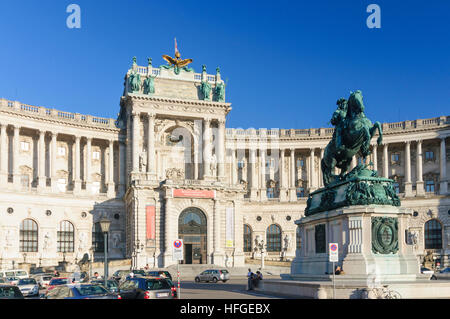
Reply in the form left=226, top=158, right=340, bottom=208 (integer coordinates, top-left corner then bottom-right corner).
left=99, top=218, right=111, bottom=288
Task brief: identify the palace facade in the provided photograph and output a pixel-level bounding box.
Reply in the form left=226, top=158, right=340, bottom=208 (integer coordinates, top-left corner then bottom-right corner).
left=0, top=58, right=449, bottom=270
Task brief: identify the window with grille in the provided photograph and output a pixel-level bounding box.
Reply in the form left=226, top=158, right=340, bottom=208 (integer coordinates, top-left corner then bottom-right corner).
left=425, top=151, right=434, bottom=161
left=266, top=224, right=281, bottom=252
left=391, top=153, right=400, bottom=164
left=296, top=187, right=305, bottom=198
left=424, top=219, right=442, bottom=249
left=92, top=223, right=107, bottom=252
left=57, top=221, right=74, bottom=252
left=20, top=219, right=38, bottom=252
left=243, top=224, right=252, bottom=252
left=267, top=188, right=274, bottom=198
left=296, top=159, right=304, bottom=168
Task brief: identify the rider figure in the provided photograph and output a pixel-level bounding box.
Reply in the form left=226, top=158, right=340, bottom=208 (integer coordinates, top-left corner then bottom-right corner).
left=331, top=98, right=347, bottom=153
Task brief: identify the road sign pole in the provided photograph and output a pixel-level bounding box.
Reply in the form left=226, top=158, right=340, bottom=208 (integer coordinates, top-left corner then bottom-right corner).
left=332, top=261, right=335, bottom=299
left=177, top=260, right=180, bottom=299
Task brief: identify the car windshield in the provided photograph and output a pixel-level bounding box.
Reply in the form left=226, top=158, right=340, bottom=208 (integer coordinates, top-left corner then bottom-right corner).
left=50, top=278, right=68, bottom=285
left=43, top=276, right=53, bottom=281
left=146, top=279, right=170, bottom=290
left=75, top=285, right=109, bottom=296
left=18, top=278, right=36, bottom=285
left=441, top=268, right=450, bottom=273
left=16, top=271, right=27, bottom=277
left=0, top=287, right=22, bottom=298
left=93, top=280, right=118, bottom=289
left=5, top=272, right=15, bottom=277
left=133, top=270, right=146, bottom=275
left=220, top=270, right=229, bottom=274
left=147, top=271, right=159, bottom=276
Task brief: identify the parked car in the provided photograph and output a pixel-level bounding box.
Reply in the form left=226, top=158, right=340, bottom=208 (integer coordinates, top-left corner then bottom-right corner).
left=146, top=270, right=173, bottom=281
left=44, top=283, right=120, bottom=299
left=0, top=269, right=29, bottom=279
left=90, top=279, right=119, bottom=293
left=112, top=270, right=131, bottom=283
left=33, top=274, right=54, bottom=289
left=47, top=277, right=69, bottom=290
left=17, top=278, right=40, bottom=297
left=0, top=278, right=6, bottom=284
left=5, top=277, right=20, bottom=286
left=0, top=284, right=24, bottom=299
left=433, top=267, right=450, bottom=280
left=420, top=267, right=436, bottom=280
left=195, top=269, right=229, bottom=283
left=118, top=276, right=174, bottom=299
left=164, top=278, right=177, bottom=299
left=131, top=269, right=147, bottom=276
left=68, top=272, right=89, bottom=283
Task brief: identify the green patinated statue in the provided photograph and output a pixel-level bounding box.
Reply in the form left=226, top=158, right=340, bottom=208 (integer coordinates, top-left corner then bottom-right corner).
left=215, top=81, right=225, bottom=102
left=143, top=75, right=155, bottom=95
left=128, top=70, right=141, bottom=93
left=201, top=80, right=211, bottom=100
left=321, top=90, right=383, bottom=186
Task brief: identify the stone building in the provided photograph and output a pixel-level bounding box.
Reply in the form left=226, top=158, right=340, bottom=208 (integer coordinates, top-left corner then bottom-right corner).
left=0, top=56, right=449, bottom=270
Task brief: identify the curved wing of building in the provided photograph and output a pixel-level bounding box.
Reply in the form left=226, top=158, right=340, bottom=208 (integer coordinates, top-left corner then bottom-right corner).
left=0, top=58, right=448, bottom=270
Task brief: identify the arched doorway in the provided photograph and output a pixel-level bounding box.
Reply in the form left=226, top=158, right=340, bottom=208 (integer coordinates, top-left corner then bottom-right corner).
left=178, top=208, right=207, bottom=264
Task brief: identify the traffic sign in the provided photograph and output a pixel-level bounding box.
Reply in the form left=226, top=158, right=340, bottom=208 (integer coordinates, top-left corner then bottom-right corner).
left=173, top=239, right=184, bottom=261
left=329, top=243, right=339, bottom=262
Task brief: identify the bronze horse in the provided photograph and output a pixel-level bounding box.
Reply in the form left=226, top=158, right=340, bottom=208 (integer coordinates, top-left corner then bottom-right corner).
left=321, top=90, right=383, bottom=186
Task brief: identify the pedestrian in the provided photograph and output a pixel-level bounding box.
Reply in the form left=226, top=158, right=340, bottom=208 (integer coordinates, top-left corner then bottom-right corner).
left=144, top=264, right=149, bottom=271
left=53, top=270, right=60, bottom=277
left=247, top=268, right=254, bottom=290
left=334, top=266, right=344, bottom=275
left=93, top=272, right=100, bottom=279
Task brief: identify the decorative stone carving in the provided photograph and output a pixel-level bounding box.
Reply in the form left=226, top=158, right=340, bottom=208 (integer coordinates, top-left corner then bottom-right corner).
left=166, top=168, right=184, bottom=180
left=43, top=232, right=52, bottom=251
left=78, top=232, right=88, bottom=253
left=240, top=179, right=248, bottom=190
left=371, top=217, right=399, bottom=254
left=210, top=154, right=217, bottom=176
left=112, top=232, right=121, bottom=249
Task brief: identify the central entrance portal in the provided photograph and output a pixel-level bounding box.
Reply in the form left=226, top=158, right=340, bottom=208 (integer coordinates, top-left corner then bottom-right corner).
left=178, top=207, right=207, bottom=264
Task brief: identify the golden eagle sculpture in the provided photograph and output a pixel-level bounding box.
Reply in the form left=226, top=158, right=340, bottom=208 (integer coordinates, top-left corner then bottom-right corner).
left=161, top=38, right=193, bottom=74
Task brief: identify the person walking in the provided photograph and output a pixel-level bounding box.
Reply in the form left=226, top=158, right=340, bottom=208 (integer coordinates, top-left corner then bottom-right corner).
left=247, top=268, right=254, bottom=290
left=53, top=270, right=60, bottom=277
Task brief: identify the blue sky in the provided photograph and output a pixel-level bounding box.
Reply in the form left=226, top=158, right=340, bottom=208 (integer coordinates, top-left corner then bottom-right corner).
left=0, top=0, right=448, bottom=129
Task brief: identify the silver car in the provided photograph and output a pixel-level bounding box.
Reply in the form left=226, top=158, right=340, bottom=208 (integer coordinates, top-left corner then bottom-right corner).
left=17, top=278, right=39, bottom=297
left=32, top=274, right=53, bottom=289
left=433, top=267, right=450, bottom=280
left=195, top=269, right=229, bottom=283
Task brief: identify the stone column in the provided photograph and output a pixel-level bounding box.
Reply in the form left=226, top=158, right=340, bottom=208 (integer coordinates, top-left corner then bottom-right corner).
left=249, top=147, right=258, bottom=200
left=289, top=148, right=297, bottom=201
left=440, top=137, right=448, bottom=194
left=13, top=126, right=20, bottom=188
left=404, top=141, right=413, bottom=196
left=118, top=141, right=126, bottom=196
left=163, top=196, right=173, bottom=266
left=86, top=137, right=92, bottom=192
left=203, top=118, right=212, bottom=179
left=260, top=148, right=267, bottom=200
left=372, top=144, right=378, bottom=172
left=217, top=119, right=226, bottom=181
left=132, top=112, right=140, bottom=174
left=232, top=148, right=238, bottom=184
left=193, top=138, right=199, bottom=180
left=38, top=130, right=47, bottom=190
left=279, top=149, right=287, bottom=201
left=107, top=140, right=115, bottom=198
left=49, top=131, right=58, bottom=192
left=416, top=140, right=424, bottom=196
left=73, top=136, right=81, bottom=193
left=0, top=125, right=7, bottom=185
left=319, top=148, right=324, bottom=188
left=147, top=113, right=156, bottom=178
left=213, top=199, right=223, bottom=264
left=309, top=148, right=316, bottom=193
left=383, top=143, right=389, bottom=178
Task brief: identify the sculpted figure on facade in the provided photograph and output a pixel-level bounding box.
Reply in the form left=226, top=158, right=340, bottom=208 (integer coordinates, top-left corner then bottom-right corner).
left=210, top=153, right=217, bottom=176
left=139, top=151, right=147, bottom=172
left=43, top=232, right=52, bottom=251
left=128, top=70, right=141, bottom=93
left=215, top=81, right=225, bottom=102
left=78, top=232, right=88, bottom=254
left=112, top=232, right=121, bottom=249
left=143, top=75, right=155, bottom=95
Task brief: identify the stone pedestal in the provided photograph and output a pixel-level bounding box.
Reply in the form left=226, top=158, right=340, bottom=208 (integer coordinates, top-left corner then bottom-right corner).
left=288, top=188, right=297, bottom=201
left=416, top=181, right=425, bottom=196
left=404, top=182, right=413, bottom=197
left=291, top=205, right=420, bottom=282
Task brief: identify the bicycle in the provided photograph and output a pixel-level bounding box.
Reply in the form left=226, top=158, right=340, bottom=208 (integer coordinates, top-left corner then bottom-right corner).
left=365, top=285, right=402, bottom=299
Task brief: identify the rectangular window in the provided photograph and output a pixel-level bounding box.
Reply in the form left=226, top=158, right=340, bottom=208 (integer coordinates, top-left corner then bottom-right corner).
left=296, top=187, right=305, bottom=198
left=20, top=141, right=29, bottom=151
left=425, top=151, right=434, bottom=161
left=267, top=188, right=274, bottom=198
left=425, top=180, right=435, bottom=193
left=296, top=159, right=304, bottom=168
left=393, top=182, right=400, bottom=194
left=237, top=161, right=244, bottom=169
left=92, top=151, right=100, bottom=160
left=391, top=153, right=400, bottom=164
left=58, top=147, right=66, bottom=156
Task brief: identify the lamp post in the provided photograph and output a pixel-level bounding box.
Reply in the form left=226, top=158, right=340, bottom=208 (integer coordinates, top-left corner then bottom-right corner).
left=133, top=239, right=144, bottom=270
left=99, top=218, right=111, bottom=288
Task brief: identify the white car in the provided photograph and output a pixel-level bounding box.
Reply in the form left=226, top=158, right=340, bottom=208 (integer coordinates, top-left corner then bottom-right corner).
left=17, top=278, right=39, bottom=297
left=33, top=274, right=53, bottom=289
left=421, top=267, right=436, bottom=280
left=0, top=270, right=29, bottom=279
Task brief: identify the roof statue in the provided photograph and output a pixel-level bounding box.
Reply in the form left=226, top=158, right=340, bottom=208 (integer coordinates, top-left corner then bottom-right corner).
left=161, top=38, right=194, bottom=75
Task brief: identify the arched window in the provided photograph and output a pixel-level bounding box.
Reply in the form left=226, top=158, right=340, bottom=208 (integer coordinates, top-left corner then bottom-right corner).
left=20, top=219, right=38, bottom=252
left=58, top=221, right=74, bottom=252
left=266, top=224, right=282, bottom=252
left=243, top=224, right=252, bottom=252
left=424, top=219, right=442, bottom=249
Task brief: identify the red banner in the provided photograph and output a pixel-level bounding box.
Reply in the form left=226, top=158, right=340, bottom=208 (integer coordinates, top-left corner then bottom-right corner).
left=173, top=189, right=215, bottom=199
left=146, top=206, right=156, bottom=240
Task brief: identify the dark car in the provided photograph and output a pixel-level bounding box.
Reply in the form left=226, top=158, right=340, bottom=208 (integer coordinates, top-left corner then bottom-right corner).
left=90, top=279, right=119, bottom=293
left=0, top=284, right=24, bottom=299
left=146, top=270, right=173, bottom=281
left=44, top=283, right=120, bottom=299
left=164, top=278, right=177, bottom=299
left=131, top=269, right=147, bottom=276
left=118, top=277, right=174, bottom=299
